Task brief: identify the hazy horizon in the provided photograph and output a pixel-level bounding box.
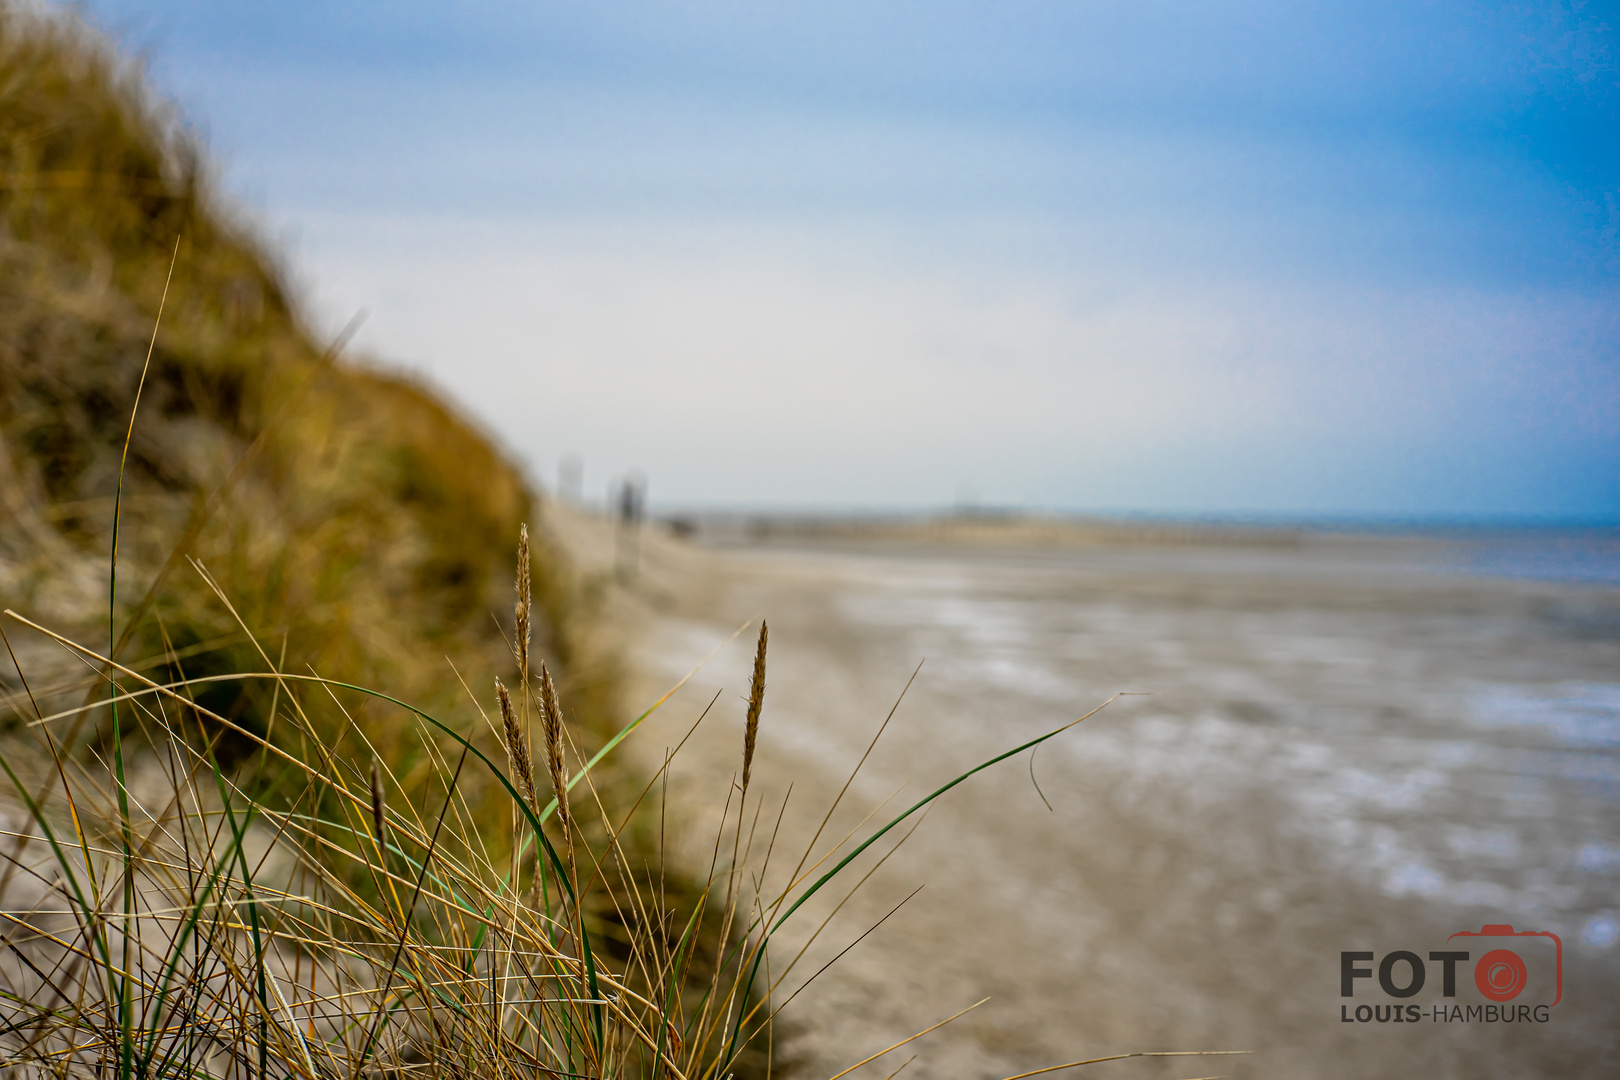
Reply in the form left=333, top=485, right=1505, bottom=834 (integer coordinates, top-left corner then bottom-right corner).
left=566, top=494, right=1620, bottom=528
left=76, top=1, right=1619, bottom=519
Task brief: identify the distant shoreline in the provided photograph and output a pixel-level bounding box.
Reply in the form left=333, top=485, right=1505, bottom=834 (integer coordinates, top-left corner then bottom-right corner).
left=620, top=508, right=1620, bottom=585
left=647, top=505, right=1620, bottom=541
left=667, top=509, right=1307, bottom=548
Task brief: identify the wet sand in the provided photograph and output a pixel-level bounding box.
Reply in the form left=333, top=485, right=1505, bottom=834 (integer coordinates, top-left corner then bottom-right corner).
left=549, top=508, right=1620, bottom=1078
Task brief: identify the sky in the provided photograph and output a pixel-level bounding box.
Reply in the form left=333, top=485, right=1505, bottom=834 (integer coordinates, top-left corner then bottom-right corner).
left=77, top=0, right=1620, bottom=519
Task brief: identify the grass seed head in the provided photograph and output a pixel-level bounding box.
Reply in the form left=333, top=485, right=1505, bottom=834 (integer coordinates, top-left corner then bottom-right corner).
left=496, top=677, right=538, bottom=816
left=743, top=619, right=768, bottom=792
left=539, top=661, right=569, bottom=832
left=515, top=523, right=531, bottom=680
left=369, top=757, right=385, bottom=846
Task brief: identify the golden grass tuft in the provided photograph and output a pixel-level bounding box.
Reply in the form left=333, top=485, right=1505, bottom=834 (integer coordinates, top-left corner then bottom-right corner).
left=0, top=3, right=556, bottom=788
left=0, top=528, right=1180, bottom=1080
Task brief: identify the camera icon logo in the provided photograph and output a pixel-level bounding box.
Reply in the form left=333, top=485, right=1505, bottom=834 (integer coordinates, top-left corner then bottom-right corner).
left=1446, top=924, right=1562, bottom=1006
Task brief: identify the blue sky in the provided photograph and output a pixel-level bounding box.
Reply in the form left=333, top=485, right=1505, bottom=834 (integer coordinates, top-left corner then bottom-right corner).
left=82, top=1, right=1619, bottom=518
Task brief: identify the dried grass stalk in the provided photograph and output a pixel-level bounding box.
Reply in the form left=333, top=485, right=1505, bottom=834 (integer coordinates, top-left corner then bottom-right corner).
left=369, top=757, right=385, bottom=845
left=515, top=522, right=531, bottom=681
left=495, top=677, right=538, bottom=816
left=538, top=661, right=569, bottom=835
left=743, top=620, right=767, bottom=793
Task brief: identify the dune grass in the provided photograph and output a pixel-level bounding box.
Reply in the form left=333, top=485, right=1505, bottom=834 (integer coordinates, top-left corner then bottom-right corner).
left=1, top=1, right=570, bottom=773
left=0, top=503, right=1248, bottom=1078
left=0, top=532, right=1165, bottom=1080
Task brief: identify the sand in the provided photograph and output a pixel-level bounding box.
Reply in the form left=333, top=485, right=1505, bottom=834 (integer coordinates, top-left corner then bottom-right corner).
left=547, top=505, right=1620, bottom=1079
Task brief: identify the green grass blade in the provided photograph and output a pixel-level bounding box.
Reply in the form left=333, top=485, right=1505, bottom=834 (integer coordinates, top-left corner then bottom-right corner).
left=719, top=696, right=1117, bottom=1071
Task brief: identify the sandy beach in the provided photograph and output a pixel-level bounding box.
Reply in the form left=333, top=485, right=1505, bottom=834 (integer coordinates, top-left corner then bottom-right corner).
left=549, top=507, right=1620, bottom=1079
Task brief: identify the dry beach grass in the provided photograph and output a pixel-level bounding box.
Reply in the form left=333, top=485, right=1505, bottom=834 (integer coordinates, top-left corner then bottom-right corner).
left=0, top=522, right=1253, bottom=1079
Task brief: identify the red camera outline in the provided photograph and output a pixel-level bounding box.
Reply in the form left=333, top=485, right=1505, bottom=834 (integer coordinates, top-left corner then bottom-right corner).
left=1447, top=924, right=1562, bottom=1007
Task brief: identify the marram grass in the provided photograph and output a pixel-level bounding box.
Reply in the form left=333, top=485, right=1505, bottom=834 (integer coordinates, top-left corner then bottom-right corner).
left=0, top=536, right=1249, bottom=1080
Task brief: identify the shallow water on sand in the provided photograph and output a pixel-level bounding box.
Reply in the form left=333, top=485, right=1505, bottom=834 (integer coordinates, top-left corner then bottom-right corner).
left=618, top=527, right=1620, bottom=1078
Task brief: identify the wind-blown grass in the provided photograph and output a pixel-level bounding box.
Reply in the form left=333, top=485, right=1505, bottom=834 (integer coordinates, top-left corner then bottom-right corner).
left=0, top=554, right=1170, bottom=1080
left=1, top=533, right=1249, bottom=1079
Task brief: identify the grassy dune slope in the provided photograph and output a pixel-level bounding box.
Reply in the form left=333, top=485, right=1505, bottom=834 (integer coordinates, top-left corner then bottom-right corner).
left=0, top=7, right=596, bottom=768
